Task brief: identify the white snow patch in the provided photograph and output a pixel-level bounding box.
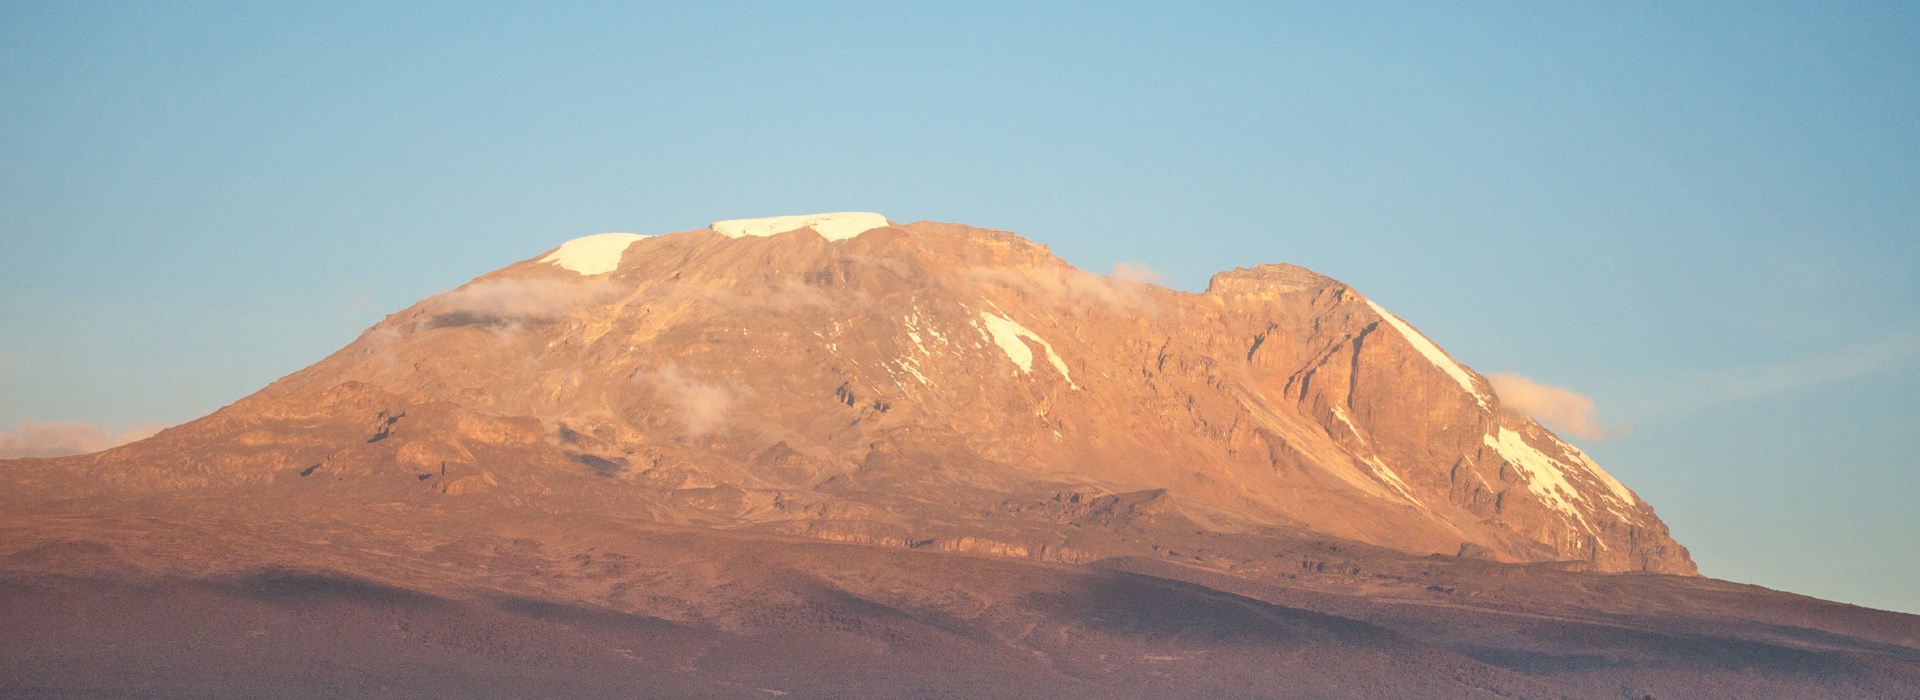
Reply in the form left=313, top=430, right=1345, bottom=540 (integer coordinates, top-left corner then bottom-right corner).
left=977, top=310, right=1079, bottom=390
left=899, top=357, right=931, bottom=385
left=1331, top=406, right=1363, bottom=439
left=1484, top=427, right=1593, bottom=531
left=541, top=233, right=650, bottom=275
left=1361, top=456, right=1423, bottom=506
left=900, top=311, right=943, bottom=386
left=1563, top=438, right=1638, bottom=506
left=1361, top=297, right=1490, bottom=409
left=922, top=319, right=948, bottom=345
left=711, top=212, right=889, bottom=241
left=903, top=311, right=939, bottom=356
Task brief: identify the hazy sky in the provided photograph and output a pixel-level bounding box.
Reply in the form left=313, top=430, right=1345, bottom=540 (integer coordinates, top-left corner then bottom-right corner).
left=3, top=3, right=1916, bottom=614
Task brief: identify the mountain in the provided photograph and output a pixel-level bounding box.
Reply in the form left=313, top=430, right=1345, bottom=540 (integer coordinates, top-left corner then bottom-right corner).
left=48, top=213, right=1689, bottom=570
left=4, top=213, right=1915, bottom=698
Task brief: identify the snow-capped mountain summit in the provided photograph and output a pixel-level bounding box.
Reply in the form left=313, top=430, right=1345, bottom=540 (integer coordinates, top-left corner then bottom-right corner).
left=15, top=214, right=1920, bottom=699
left=47, top=213, right=1690, bottom=574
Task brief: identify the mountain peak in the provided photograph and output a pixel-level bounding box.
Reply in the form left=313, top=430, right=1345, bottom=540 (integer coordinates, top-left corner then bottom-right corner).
left=710, top=211, right=891, bottom=241
left=540, top=232, right=652, bottom=275
left=1206, top=263, right=1340, bottom=295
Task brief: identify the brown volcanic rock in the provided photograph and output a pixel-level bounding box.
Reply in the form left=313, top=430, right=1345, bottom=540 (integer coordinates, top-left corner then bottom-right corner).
left=1209, top=262, right=1692, bottom=573
left=218, top=216, right=1690, bottom=573
left=5, top=216, right=1690, bottom=574
left=8, top=381, right=576, bottom=506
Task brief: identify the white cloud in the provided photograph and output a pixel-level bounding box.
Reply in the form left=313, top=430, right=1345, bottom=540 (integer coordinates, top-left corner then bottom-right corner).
left=966, top=262, right=1164, bottom=313
left=1110, top=261, right=1166, bottom=286
left=646, top=365, right=744, bottom=436
left=425, top=277, right=623, bottom=328
left=1487, top=373, right=1609, bottom=441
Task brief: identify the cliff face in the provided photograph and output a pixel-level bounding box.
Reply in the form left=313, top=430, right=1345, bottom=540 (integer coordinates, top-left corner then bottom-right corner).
left=25, top=214, right=1692, bottom=574
left=1207, top=263, right=1691, bottom=573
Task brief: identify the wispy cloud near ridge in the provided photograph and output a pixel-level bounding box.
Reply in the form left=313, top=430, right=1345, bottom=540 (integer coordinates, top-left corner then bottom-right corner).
left=966, top=262, right=1165, bottom=313
left=425, top=277, right=623, bottom=328
left=1487, top=373, right=1610, bottom=441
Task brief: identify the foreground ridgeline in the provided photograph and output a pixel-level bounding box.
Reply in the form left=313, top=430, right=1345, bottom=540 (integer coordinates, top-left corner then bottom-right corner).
left=4, top=214, right=1914, bottom=698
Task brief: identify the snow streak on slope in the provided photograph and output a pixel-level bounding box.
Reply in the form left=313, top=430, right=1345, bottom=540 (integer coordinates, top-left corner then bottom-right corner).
left=977, top=311, right=1078, bottom=389
left=897, top=310, right=947, bottom=387
left=541, top=233, right=650, bottom=275
left=1331, top=406, right=1363, bottom=438
left=1483, top=427, right=1596, bottom=531
left=1361, top=456, right=1424, bottom=506
left=1362, top=298, right=1490, bottom=409
left=711, top=212, right=889, bottom=241
left=1567, top=444, right=1638, bottom=506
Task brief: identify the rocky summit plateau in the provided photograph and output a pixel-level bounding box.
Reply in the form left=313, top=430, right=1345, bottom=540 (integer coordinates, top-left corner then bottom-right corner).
left=4, top=213, right=1917, bottom=698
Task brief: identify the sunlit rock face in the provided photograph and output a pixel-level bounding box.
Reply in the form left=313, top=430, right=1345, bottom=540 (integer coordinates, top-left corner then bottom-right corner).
left=63, top=214, right=1688, bottom=574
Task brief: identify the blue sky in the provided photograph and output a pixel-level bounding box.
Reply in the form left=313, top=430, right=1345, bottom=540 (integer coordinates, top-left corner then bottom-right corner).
left=2, top=2, right=1916, bottom=614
